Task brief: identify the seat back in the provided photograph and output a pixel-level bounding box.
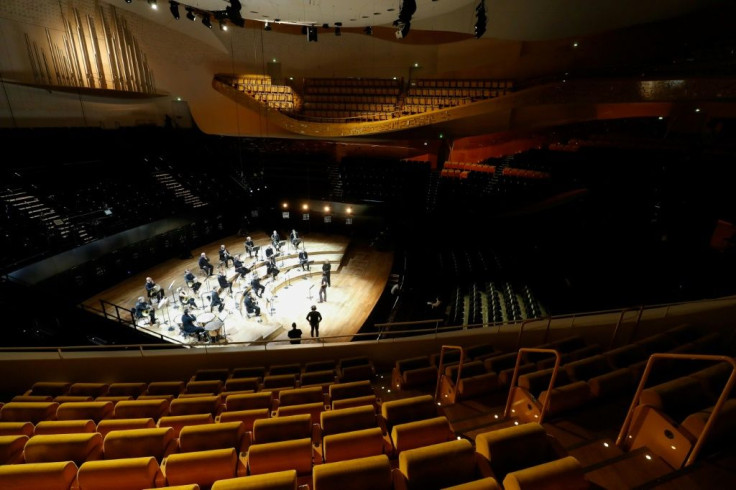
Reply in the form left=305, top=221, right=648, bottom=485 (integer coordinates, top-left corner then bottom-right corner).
left=313, top=454, right=392, bottom=490
left=103, top=426, right=177, bottom=461
left=226, top=392, right=273, bottom=412
left=278, top=386, right=324, bottom=408
left=252, top=414, right=312, bottom=444
left=146, top=381, right=185, bottom=397
left=33, top=419, right=97, bottom=435
left=56, top=402, right=114, bottom=423
left=185, top=380, right=223, bottom=395
left=26, top=382, right=71, bottom=397
left=96, top=418, right=155, bottom=439
left=114, top=399, right=170, bottom=420
left=210, top=469, right=297, bottom=490
left=68, top=383, right=109, bottom=398
left=178, top=421, right=246, bottom=453
left=328, top=380, right=374, bottom=401
left=162, top=447, right=241, bottom=488
left=0, top=460, right=77, bottom=490
left=76, top=456, right=165, bottom=489
left=475, top=423, right=559, bottom=481
left=398, top=439, right=478, bottom=490
left=23, top=432, right=104, bottom=465
left=320, top=405, right=377, bottom=438
left=246, top=438, right=313, bottom=476
left=380, top=395, right=438, bottom=432
left=169, top=396, right=221, bottom=417
left=106, top=382, right=148, bottom=398
left=0, top=434, right=28, bottom=464
left=0, top=402, right=59, bottom=423
left=223, top=377, right=260, bottom=393
left=157, top=414, right=213, bottom=438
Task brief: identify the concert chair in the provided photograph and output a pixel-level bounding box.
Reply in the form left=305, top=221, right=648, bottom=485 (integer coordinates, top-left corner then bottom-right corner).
left=178, top=421, right=248, bottom=454
left=315, top=454, right=393, bottom=490
left=246, top=438, right=313, bottom=476
left=102, top=426, right=178, bottom=461
left=260, top=374, right=297, bottom=393
left=299, top=370, right=339, bottom=392
left=75, top=456, right=165, bottom=489
left=223, top=377, right=260, bottom=393
left=157, top=414, right=213, bottom=439
left=56, top=401, right=114, bottom=423
left=114, top=399, right=170, bottom=421
left=210, top=469, right=297, bottom=490
left=146, top=381, right=186, bottom=397
left=106, top=382, right=148, bottom=398
left=23, top=432, right=104, bottom=465
left=0, top=401, right=59, bottom=424
left=380, top=395, right=441, bottom=434
left=169, top=396, right=221, bottom=418
left=0, top=434, right=28, bottom=464
left=269, top=363, right=302, bottom=376
left=390, top=416, right=455, bottom=456
left=274, top=386, right=326, bottom=410
left=216, top=408, right=270, bottom=433
left=275, top=402, right=324, bottom=426
left=68, top=383, right=109, bottom=398
left=251, top=414, right=313, bottom=445
left=96, top=418, right=156, bottom=439
left=24, top=382, right=71, bottom=398
left=225, top=392, right=274, bottom=412
left=0, top=421, right=34, bottom=437
left=0, top=460, right=78, bottom=490
left=161, top=447, right=246, bottom=488
left=191, top=369, right=231, bottom=383
left=33, top=419, right=97, bottom=435
left=185, top=380, right=224, bottom=395
left=304, top=360, right=338, bottom=373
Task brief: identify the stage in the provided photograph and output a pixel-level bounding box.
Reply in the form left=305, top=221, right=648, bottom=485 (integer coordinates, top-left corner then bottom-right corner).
left=81, top=232, right=394, bottom=346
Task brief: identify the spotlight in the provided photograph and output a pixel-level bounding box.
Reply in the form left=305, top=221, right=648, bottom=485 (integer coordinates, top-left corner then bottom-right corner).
left=307, top=26, right=318, bottom=42
left=364, top=26, right=372, bottom=35
left=147, top=0, right=158, bottom=10
left=124, top=0, right=132, bottom=3
left=169, top=1, right=180, bottom=20
left=219, top=20, right=228, bottom=31
left=202, top=14, right=212, bottom=29
left=474, top=0, right=487, bottom=39
left=185, top=7, right=195, bottom=21
left=301, top=25, right=308, bottom=35
left=264, top=22, right=271, bottom=31
left=335, top=27, right=341, bottom=36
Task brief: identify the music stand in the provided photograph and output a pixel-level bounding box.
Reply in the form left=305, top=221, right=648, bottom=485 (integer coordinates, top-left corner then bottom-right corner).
left=308, top=284, right=314, bottom=300
left=283, top=269, right=291, bottom=289
left=253, top=246, right=261, bottom=261
left=168, top=280, right=178, bottom=310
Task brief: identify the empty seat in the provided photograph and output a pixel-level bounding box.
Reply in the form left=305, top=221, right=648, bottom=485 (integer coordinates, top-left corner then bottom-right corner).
left=56, top=401, right=113, bottom=423
left=162, top=447, right=246, bottom=488
left=185, top=380, right=223, bottom=395
left=114, top=399, right=170, bottom=420
left=68, top=383, right=109, bottom=398
left=276, top=386, right=325, bottom=409
left=247, top=437, right=313, bottom=476
left=380, top=395, right=439, bottom=433
left=392, top=357, right=437, bottom=390
left=157, top=414, right=214, bottom=438
left=564, top=355, right=612, bottom=381
left=217, top=408, right=270, bottom=432
left=169, top=396, right=221, bottom=417
left=0, top=434, right=28, bottom=464
left=75, top=456, right=165, bottom=489
left=225, top=392, right=273, bottom=412
left=313, top=454, right=392, bottom=490
left=97, top=418, right=156, bottom=439
left=231, top=367, right=266, bottom=381
left=322, top=427, right=385, bottom=463
left=34, top=419, right=97, bottom=435
left=0, top=421, right=34, bottom=436
left=106, top=382, right=148, bottom=398
left=179, top=421, right=247, bottom=453
left=391, top=416, right=455, bottom=455
left=260, top=374, right=297, bottom=392
left=23, top=432, right=104, bottom=465
left=103, top=426, right=177, bottom=461
left=268, top=364, right=302, bottom=376
left=192, top=368, right=230, bottom=382
left=252, top=414, right=312, bottom=444
left=338, top=364, right=375, bottom=383
left=276, top=402, right=324, bottom=425
left=329, top=380, right=374, bottom=405
left=331, top=395, right=377, bottom=411
left=300, top=370, right=338, bottom=389
left=25, top=382, right=71, bottom=397
left=146, top=381, right=185, bottom=397
left=320, top=405, right=377, bottom=439
left=0, top=460, right=78, bottom=490
left=394, top=439, right=497, bottom=490
left=304, top=360, right=338, bottom=373
left=211, top=469, right=297, bottom=490
left=223, top=377, right=260, bottom=393
left=55, top=396, right=94, bottom=403
left=503, top=455, right=588, bottom=490
left=0, top=401, right=59, bottom=423
left=11, top=395, right=53, bottom=402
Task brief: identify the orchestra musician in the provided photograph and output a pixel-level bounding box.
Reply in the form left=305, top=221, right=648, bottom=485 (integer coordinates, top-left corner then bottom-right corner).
left=219, top=244, right=234, bottom=267
left=134, top=296, right=156, bottom=325
left=243, top=292, right=261, bottom=317
left=264, top=245, right=275, bottom=261
left=184, top=269, right=201, bottom=293
left=209, top=288, right=225, bottom=313
left=198, top=252, right=214, bottom=276
left=322, top=261, right=331, bottom=287
left=271, top=230, right=282, bottom=251
left=266, top=261, right=280, bottom=279
left=217, top=268, right=233, bottom=295
left=180, top=308, right=205, bottom=340
left=250, top=275, right=265, bottom=298
left=298, top=249, right=310, bottom=271
left=244, top=236, right=255, bottom=258
left=177, top=287, right=197, bottom=308
left=290, top=228, right=299, bottom=246
left=232, top=255, right=250, bottom=279
left=145, top=277, right=165, bottom=302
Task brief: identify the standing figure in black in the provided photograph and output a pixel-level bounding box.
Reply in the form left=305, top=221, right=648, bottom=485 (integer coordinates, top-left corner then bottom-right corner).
left=271, top=230, right=282, bottom=251
left=322, top=261, right=331, bottom=287
left=250, top=275, right=265, bottom=298
left=244, top=236, right=255, bottom=258
left=219, top=244, right=234, bottom=267
left=198, top=252, right=214, bottom=276
left=298, top=249, right=310, bottom=271
left=290, top=229, right=299, bottom=246
left=217, top=268, right=233, bottom=295
left=318, top=275, right=328, bottom=303
left=288, top=322, right=302, bottom=344
left=233, top=255, right=250, bottom=279
left=209, top=289, right=225, bottom=313
left=306, top=305, right=322, bottom=338
left=264, top=245, right=275, bottom=262
left=180, top=308, right=205, bottom=340
left=134, top=296, right=156, bottom=325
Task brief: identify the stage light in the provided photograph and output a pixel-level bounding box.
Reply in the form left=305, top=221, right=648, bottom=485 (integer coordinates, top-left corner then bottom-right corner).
left=474, top=0, right=487, bottom=39
left=186, top=7, right=195, bottom=21
left=307, top=26, right=318, bottom=42
left=148, top=0, right=158, bottom=10
left=124, top=0, right=132, bottom=3
left=324, top=206, right=331, bottom=213
left=302, top=204, right=309, bottom=211
left=335, top=27, right=341, bottom=36
left=202, top=14, right=212, bottom=29
left=282, top=202, right=288, bottom=209
left=219, top=20, right=228, bottom=31
left=346, top=207, right=353, bottom=215
left=264, top=22, right=271, bottom=31
left=364, top=26, right=372, bottom=35
left=169, top=1, right=180, bottom=20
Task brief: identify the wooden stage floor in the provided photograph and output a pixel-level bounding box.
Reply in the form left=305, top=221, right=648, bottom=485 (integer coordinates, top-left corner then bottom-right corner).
left=82, top=232, right=394, bottom=346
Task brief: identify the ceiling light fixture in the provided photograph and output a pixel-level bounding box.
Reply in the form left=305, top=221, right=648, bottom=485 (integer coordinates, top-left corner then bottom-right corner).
left=202, top=14, right=212, bottom=29
left=474, top=0, right=487, bottom=39
left=148, top=0, right=158, bottom=10
left=264, top=22, right=271, bottom=31
left=185, top=7, right=196, bottom=21
left=169, top=1, right=180, bottom=20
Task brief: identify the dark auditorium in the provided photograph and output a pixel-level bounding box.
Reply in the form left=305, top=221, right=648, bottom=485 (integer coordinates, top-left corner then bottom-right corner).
left=2, top=1, right=736, bottom=489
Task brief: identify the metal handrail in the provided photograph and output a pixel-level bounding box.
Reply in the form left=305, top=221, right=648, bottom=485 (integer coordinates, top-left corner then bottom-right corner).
left=503, top=348, right=561, bottom=424
left=614, top=353, right=736, bottom=467
left=434, top=345, right=464, bottom=403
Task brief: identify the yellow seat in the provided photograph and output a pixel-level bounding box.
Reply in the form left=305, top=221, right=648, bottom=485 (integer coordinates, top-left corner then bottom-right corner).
left=103, top=426, right=178, bottom=461
left=210, top=469, right=297, bottom=490
left=0, top=460, right=77, bottom=490
left=23, top=432, right=103, bottom=465
left=75, top=456, right=166, bottom=490
left=313, top=454, right=392, bottom=490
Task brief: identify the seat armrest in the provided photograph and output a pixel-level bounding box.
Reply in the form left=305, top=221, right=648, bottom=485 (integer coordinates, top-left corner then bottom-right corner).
left=392, top=467, right=409, bottom=490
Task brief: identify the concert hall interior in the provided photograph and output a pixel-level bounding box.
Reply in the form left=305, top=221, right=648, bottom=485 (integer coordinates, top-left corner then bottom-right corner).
left=2, top=1, right=736, bottom=489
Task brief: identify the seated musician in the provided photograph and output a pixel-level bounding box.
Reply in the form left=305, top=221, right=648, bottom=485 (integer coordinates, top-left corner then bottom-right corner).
left=184, top=269, right=201, bottom=293
left=244, top=236, right=255, bottom=258
left=243, top=292, right=261, bottom=317
left=198, top=252, right=214, bottom=276
left=180, top=308, right=205, bottom=340
left=219, top=244, right=234, bottom=267
left=134, top=296, right=156, bottom=325
left=264, top=245, right=274, bottom=261
left=233, top=255, right=250, bottom=279
left=271, top=230, right=281, bottom=250
left=267, top=261, right=280, bottom=279
left=290, top=228, right=299, bottom=246
left=217, top=268, right=233, bottom=295
left=250, top=275, right=265, bottom=298
left=145, top=277, right=165, bottom=302
left=298, top=249, right=310, bottom=271
left=177, top=287, right=197, bottom=308
left=209, top=289, right=225, bottom=313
